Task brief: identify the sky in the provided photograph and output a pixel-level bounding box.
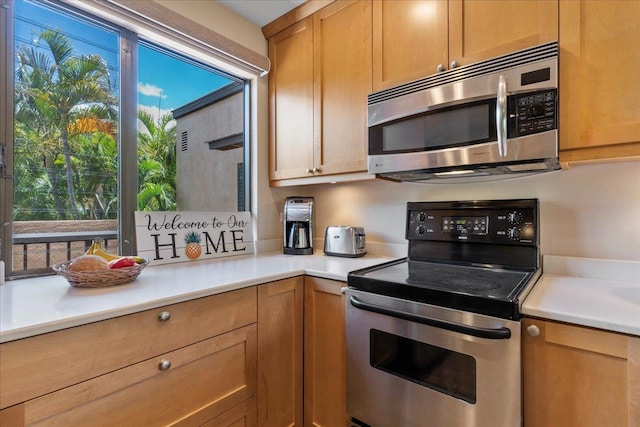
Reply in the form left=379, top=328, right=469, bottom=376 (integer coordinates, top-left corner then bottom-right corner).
left=14, top=0, right=234, bottom=125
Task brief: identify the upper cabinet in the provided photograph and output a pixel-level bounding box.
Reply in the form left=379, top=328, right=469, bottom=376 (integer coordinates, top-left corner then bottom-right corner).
left=268, top=0, right=371, bottom=185
left=559, top=0, right=640, bottom=163
left=268, top=18, right=314, bottom=182
left=372, top=0, right=558, bottom=91
left=372, top=0, right=448, bottom=91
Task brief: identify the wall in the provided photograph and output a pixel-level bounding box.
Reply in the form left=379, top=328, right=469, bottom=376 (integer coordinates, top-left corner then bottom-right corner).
left=296, top=161, right=640, bottom=262
left=175, top=92, right=244, bottom=211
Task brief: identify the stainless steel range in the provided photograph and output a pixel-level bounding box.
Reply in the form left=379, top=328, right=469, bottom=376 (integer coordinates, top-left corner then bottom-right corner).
left=346, top=199, right=541, bottom=427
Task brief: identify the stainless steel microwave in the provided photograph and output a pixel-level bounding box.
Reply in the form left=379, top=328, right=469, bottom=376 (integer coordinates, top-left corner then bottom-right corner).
left=367, top=42, right=560, bottom=183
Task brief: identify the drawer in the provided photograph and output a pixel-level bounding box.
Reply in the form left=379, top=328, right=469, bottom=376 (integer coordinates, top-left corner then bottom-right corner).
left=0, top=286, right=257, bottom=409
left=8, top=324, right=257, bottom=426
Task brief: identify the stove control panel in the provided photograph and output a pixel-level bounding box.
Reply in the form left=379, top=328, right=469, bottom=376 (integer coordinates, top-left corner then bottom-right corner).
left=407, top=200, right=538, bottom=246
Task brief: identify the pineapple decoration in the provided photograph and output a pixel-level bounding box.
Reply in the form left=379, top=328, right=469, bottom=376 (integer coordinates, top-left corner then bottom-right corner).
left=184, top=231, right=202, bottom=259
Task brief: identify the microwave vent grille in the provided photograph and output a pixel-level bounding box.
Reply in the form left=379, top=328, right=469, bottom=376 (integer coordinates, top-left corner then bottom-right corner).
left=368, top=41, right=558, bottom=106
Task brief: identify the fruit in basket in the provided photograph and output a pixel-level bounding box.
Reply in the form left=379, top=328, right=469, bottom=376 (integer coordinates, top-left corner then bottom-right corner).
left=108, top=257, right=136, bottom=269
left=85, top=239, right=147, bottom=264
left=69, top=254, right=110, bottom=271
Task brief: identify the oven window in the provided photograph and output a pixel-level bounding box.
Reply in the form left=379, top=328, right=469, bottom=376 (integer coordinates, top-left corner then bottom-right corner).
left=380, top=103, right=491, bottom=152
left=369, top=329, right=476, bottom=403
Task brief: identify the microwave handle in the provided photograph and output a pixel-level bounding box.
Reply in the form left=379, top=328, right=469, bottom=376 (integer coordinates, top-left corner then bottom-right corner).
left=496, top=74, right=508, bottom=157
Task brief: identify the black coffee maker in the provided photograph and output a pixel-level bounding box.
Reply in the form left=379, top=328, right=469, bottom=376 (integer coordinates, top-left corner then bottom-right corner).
left=283, top=197, right=314, bottom=255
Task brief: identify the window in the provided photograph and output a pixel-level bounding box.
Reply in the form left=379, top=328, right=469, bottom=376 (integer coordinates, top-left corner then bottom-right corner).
left=0, top=0, right=251, bottom=279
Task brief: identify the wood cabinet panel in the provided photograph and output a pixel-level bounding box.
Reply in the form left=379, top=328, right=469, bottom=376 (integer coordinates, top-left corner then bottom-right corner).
left=8, top=325, right=256, bottom=427
left=200, top=397, right=257, bottom=427
left=523, top=318, right=639, bottom=427
left=303, top=277, right=346, bottom=427
left=0, top=287, right=257, bottom=410
left=448, top=0, right=557, bottom=67
left=268, top=18, right=314, bottom=181
left=372, top=0, right=557, bottom=91
left=269, top=1, right=371, bottom=185
left=372, top=0, right=449, bottom=91
left=257, top=277, right=304, bottom=426
left=559, top=0, right=640, bottom=162
left=313, top=0, right=370, bottom=176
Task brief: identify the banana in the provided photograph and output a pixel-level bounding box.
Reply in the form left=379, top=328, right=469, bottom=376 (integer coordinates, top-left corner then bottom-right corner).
left=84, top=240, right=98, bottom=256
left=91, top=241, right=122, bottom=262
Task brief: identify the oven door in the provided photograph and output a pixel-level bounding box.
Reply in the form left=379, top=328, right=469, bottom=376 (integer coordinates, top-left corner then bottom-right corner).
left=345, top=288, right=522, bottom=427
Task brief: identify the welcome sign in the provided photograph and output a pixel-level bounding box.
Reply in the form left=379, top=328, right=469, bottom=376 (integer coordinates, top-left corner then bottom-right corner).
left=134, top=211, right=254, bottom=265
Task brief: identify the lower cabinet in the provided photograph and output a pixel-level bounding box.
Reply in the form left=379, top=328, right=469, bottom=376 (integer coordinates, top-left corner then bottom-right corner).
left=0, top=287, right=258, bottom=427
left=0, top=276, right=348, bottom=427
left=303, top=277, right=346, bottom=427
left=257, top=277, right=304, bottom=426
left=257, top=276, right=347, bottom=427
left=522, top=318, right=640, bottom=427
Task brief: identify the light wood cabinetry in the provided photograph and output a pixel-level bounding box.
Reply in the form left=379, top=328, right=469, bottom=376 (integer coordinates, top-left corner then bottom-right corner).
left=303, top=277, right=346, bottom=427
left=268, top=0, right=371, bottom=185
left=558, top=0, right=640, bottom=163
left=522, top=318, right=640, bottom=427
left=373, top=0, right=558, bottom=91
left=257, top=276, right=347, bottom=427
left=268, top=18, right=314, bottom=182
left=257, top=277, right=304, bottom=426
left=0, top=287, right=258, bottom=426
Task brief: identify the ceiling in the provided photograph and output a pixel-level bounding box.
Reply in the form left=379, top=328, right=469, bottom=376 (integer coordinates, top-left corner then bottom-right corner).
left=217, top=0, right=306, bottom=27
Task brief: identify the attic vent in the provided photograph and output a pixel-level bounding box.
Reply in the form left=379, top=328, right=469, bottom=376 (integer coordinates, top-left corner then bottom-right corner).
left=181, top=131, right=188, bottom=151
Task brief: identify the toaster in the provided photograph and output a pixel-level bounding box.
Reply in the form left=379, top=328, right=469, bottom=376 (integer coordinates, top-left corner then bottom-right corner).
left=323, top=226, right=367, bottom=257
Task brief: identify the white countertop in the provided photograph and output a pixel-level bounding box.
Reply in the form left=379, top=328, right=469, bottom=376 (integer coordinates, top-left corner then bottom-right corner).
left=3, top=252, right=639, bottom=343
left=522, top=255, right=640, bottom=336
left=0, top=252, right=397, bottom=343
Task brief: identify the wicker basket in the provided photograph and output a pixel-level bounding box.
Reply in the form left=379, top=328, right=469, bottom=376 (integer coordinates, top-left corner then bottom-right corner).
left=52, top=258, right=150, bottom=288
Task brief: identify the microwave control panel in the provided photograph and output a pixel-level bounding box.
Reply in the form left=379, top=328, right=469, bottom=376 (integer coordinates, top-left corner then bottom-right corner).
left=509, top=89, right=557, bottom=137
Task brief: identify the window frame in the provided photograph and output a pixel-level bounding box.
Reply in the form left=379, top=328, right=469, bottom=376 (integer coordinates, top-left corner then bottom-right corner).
left=0, top=0, right=254, bottom=279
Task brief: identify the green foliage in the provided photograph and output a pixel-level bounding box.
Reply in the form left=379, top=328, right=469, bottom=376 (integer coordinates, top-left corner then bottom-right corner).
left=14, top=29, right=118, bottom=220
left=137, top=110, right=177, bottom=211
left=13, top=29, right=178, bottom=221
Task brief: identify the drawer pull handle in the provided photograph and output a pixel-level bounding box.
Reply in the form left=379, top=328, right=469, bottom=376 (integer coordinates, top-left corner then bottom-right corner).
left=157, top=311, right=171, bottom=322
left=158, top=359, right=172, bottom=371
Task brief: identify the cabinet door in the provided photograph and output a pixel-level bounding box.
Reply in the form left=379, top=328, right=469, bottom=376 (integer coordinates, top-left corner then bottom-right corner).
left=0, top=287, right=257, bottom=410
left=313, top=0, right=370, bottom=176
left=5, top=325, right=257, bottom=427
left=303, top=277, right=346, bottom=427
left=523, top=319, right=640, bottom=427
left=372, top=0, right=449, bottom=91
left=257, top=277, right=304, bottom=427
left=448, top=0, right=558, bottom=67
left=559, top=0, right=640, bottom=162
left=269, top=18, right=314, bottom=181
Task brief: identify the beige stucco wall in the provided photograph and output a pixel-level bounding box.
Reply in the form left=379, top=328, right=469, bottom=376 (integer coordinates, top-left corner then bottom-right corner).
left=175, top=92, right=244, bottom=212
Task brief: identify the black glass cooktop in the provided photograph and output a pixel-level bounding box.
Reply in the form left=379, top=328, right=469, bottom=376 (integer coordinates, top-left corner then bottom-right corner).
left=348, top=258, right=538, bottom=320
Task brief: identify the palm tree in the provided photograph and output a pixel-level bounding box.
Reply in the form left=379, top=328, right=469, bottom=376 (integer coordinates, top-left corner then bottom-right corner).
left=15, top=29, right=116, bottom=220
left=137, top=110, right=177, bottom=211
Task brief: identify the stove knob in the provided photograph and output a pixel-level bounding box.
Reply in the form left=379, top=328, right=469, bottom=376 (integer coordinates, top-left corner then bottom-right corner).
left=418, top=212, right=426, bottom=221
left=508, top=227, right=521, bottom=240
left=508, top=211, right=523, bottom=225
left=417, top=225, right=426, bottom=235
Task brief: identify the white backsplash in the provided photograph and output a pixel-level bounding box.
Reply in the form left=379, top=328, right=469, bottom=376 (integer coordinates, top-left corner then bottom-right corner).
left=276, top=161, right=640, bottom=262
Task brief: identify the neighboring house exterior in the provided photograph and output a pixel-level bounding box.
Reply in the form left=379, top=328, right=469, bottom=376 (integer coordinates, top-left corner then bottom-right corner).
left=173, top=82, right=245, bottom=212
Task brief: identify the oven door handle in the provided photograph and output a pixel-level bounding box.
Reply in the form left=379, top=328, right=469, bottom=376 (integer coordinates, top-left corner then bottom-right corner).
left=349, top=296, right=512, bottom=340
